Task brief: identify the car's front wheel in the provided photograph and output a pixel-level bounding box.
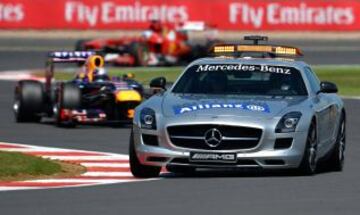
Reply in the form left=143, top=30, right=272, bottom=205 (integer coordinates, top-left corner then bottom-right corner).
left=55, top=83, right=80, bottom=127
left=298, top=121, right=318, bottom=175
left=129, top=131, right=161, bottom=178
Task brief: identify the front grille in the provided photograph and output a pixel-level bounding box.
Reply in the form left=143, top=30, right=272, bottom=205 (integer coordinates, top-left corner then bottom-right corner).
left=167, top=125, right=262, bottom=150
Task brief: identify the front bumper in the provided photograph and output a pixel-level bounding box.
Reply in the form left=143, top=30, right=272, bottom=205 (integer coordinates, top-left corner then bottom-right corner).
left=132, top=122, right=308, bottom=170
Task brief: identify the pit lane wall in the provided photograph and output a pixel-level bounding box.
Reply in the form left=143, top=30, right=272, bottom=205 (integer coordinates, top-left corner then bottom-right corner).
left=0, top=0, right=360, bottom=31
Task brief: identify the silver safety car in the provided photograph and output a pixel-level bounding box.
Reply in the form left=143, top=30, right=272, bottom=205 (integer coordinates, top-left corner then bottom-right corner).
left=129, top=36, right=346, bottom=178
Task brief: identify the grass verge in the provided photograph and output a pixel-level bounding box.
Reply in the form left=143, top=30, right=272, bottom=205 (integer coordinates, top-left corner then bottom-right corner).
left=33, top=65, right=360, bottom=96
left=0, top=151, right=85, bottom=181
left=313, top=65, right=360, bottom=97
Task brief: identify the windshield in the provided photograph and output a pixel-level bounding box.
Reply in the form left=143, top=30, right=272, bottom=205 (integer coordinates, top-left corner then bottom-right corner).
left=172, top=64, right=308, bottom=96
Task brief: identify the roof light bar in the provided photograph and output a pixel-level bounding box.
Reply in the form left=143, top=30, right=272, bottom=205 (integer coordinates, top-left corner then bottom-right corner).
left=214, top=45, right=235, bottom=53
left=212, top=45, right=302, bottom=58
left=211, top=35, right=303, bottom=58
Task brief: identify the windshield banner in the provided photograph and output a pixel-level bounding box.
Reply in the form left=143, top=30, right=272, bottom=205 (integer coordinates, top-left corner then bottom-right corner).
left=173, top=102, right=270, bottom=115
left=196, top=64, right=292, bottom=75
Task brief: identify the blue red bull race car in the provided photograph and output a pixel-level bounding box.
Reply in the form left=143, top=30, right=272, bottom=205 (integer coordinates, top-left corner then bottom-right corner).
left=13, top=51, right=144, bottom=127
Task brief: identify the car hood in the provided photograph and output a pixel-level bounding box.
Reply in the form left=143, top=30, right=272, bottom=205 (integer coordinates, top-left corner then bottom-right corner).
left=161, top=93, right=307, bottom=119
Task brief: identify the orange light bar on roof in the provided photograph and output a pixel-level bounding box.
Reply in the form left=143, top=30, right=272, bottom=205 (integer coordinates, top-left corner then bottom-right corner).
left=275, top=47, right=297, bottom=55
left=212, top=44, right=302, bottom=57
left=214, top=45, right=235, bottom=53
left=237, top=45, right=272, bottom=52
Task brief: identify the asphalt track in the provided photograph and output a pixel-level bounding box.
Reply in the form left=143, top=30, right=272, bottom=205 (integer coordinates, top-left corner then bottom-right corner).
left=0, top=38, right=359, bottom=70
left=0, top=38, right=360, bottom=215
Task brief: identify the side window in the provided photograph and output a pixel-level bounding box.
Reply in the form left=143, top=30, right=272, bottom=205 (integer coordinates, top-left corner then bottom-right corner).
left=304, top=67, right=321, bottom=93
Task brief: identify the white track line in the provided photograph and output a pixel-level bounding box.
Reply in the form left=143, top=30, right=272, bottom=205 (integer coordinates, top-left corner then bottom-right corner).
left=0, top=187, right=39, bottom=191
left=83, top=172, right=133, bottom=177
left=41, top=155, right=129, bottom=161
left=80, top=163, right=129, bottom=167
left=25, top=179, right=135, bottom=183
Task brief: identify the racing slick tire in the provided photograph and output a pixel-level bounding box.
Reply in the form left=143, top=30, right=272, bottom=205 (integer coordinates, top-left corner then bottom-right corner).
left=298, top=121, right=318, bottom=175
left=56, top=83, right=81, bottom=127
left=61, top=83, right=81, bottom=109
left=327, top=113, right=346, bottom=172
left=14, top=80, right=44, bottom=122
left=75, top=40, right=89, bottom=66
left=75, top=40, right=89, bottom=51
left=129, top=131, right=161, bottom=178
left=129, top=42, right=149, bottom=67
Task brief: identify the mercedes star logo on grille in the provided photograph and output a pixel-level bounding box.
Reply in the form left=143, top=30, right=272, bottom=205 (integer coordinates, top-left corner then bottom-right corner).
left=204, top=128, right=223, bottom=148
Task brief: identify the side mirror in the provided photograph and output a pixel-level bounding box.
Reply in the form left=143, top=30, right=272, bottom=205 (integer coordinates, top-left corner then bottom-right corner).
left=320, top=81, right=338, bottom=94
left=150, top=77, right=166, bottom=90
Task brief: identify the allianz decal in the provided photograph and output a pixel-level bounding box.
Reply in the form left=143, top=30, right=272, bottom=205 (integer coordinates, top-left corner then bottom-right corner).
left=196, top=64, right=292, bottom=75
left=173, top=103, right=270, bottom=115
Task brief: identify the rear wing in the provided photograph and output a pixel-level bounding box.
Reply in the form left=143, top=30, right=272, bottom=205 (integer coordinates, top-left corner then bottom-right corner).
left=211, top=35, right=303, bottom=59
left=48, top=51, right=96, bottom=63
left=45, top=51, right=96, bottom=93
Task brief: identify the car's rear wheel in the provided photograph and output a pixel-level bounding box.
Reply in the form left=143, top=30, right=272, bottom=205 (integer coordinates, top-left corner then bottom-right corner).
left=75, top=40, right=90, bottom=66
left=129, top=131, right=161, bottom=178
left=327, top=114, right=346, bottom=171
left=298, top=121, right=318, bottom=175
left=129, top=42, right=149, bottom=66
left=75, top=40, right=89, bottom=51
left=14, top=80, right=44, bottom=122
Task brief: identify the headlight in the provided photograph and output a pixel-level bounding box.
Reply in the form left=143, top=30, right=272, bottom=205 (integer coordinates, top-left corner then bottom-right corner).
left=140, top=108, right=157, bottom=130
left=276, top=112, right=302, bottom=133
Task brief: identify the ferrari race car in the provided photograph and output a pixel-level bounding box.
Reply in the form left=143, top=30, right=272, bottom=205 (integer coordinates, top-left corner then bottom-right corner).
left=75, top=21, right=220, bottom=66
left=129, top=36, right=346, bottom=177
left=13, top=51, right=143, bottom=127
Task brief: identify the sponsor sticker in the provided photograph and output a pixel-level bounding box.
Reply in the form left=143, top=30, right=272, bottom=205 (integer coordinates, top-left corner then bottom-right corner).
left=196, top=64, right=292, bottom=75
left=173, top=102, right=270, bottom=115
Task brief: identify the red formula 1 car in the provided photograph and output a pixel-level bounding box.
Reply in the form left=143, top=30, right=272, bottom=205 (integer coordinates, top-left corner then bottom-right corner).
left=13, top=51, right=144, bottom=127
left=75, top=21, right=220, bottom=66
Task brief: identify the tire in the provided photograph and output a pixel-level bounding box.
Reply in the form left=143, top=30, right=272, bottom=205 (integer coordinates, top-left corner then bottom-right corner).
left=75, top=40, right=89, bottom=51
left=167, top=165, right=195, bottom=176
left=327, top=113, right=346, bottom=171
left=55, top=83, right=81, bottom=127
left=298, top=121, right=318, bottom=175
left=14, top=80, right=44, bottom=122
left=129, top=42, right=149, bottom=66
left=129, top=131, right=161, bottom=178
left=61, top=83, right=81, bottom=109
left=75, top=40, right=89, bottom=66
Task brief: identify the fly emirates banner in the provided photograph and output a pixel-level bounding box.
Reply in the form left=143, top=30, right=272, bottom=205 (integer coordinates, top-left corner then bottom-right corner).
left=0, top=0, right=359, bottom=30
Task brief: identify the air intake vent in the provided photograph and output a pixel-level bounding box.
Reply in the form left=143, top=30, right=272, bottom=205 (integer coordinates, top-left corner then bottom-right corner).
left=142, top=134, right=159, bottom=146
left=274, top=138, right=293, bottom=149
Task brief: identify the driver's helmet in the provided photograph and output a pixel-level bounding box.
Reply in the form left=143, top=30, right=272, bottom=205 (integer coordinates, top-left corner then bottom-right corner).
left=149, top=19, right=162, bottom=33
left=122, top=73, right=135, bottom=80
left=93, top=68, right=110, bottom=82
